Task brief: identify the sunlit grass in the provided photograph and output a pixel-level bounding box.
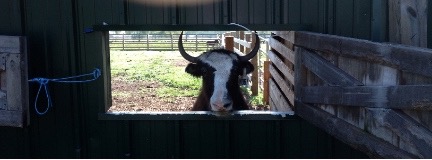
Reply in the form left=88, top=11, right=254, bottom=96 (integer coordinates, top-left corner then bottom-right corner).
left=110, top=51, right=201, bottom=98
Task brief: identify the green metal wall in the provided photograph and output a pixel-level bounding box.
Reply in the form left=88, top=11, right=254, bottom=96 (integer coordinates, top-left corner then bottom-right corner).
left=0, top=0, right=407, bottom=158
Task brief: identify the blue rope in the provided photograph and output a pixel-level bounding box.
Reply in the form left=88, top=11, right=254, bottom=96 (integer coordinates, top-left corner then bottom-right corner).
left=28, top=68, right=101, bottom=115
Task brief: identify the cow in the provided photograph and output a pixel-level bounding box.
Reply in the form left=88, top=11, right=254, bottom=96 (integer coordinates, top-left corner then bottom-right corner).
left=178, top=31, right=260, bottom=112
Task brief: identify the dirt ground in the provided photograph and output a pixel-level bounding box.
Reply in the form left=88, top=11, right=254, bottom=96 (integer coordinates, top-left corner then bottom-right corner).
left=109, top=78, right=196, bottom=112
left=108, top=77, right=269, bottom=112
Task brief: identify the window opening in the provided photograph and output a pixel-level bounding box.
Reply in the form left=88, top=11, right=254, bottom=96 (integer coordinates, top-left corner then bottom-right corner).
left=107, top=30, right=271, bottom=113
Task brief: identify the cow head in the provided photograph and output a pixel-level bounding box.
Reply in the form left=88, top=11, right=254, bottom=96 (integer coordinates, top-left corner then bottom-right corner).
left=178, top=31, right=260, bottom=112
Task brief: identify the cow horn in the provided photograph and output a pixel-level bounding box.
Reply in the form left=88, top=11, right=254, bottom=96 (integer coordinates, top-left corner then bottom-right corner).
left=178, top=31, right=198, bottom=63
left=239, top=32, right=260, bottom=62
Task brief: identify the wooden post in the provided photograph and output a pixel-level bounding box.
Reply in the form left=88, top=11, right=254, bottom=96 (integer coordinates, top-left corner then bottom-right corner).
left=224, top=36, right=234, bottom=52
left=195, top=34, right=198, bottom=52
left=239, top=31, right=245, bottom=53
left=146, top=34, right=149, bottom=50
left=170, top=33, right=174, bottom=50
left=294, top=46, right=308, bottom=111
left=389, top=0, right=427, bottom=47
left=250, top=33, right=259, bottom=96
left=263, top=61, right=270, bottom=105
left=122, top=34, right=125, bottom=50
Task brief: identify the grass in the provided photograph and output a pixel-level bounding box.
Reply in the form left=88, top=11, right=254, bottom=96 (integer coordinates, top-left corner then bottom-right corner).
left=110, top=51, right=201, bottom=98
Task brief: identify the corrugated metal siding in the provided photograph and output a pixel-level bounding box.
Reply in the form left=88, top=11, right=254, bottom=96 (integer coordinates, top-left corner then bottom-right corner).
left=0, top=0, right=23, bottom=35
left=24, top=0, right=79, bottom=158
left=0, top=0, right=404, bottom=158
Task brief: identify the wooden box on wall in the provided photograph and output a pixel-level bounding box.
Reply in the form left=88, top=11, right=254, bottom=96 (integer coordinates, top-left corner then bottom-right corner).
left=0, top=36, right=29, bottom=128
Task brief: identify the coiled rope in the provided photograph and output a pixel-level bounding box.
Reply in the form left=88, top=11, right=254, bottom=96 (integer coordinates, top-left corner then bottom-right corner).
left=28, top=68, right=101, bottom=115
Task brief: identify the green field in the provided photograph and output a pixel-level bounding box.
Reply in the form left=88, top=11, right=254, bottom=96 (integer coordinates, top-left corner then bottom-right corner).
left=110, top=51, right=201, bottom=98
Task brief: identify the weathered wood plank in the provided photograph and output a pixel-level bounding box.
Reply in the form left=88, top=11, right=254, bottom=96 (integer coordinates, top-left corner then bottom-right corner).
left=250, top=33, right=258, bottom=96
left=401, top=68, right=432, bottom=133
left=295, top=102, right=417, bottom=158
left=7, top=54, right=21, bottom=111
left=0, top=97, right=6, bottom=110
left=269, top=79, right=294, bottom=112
left=331, top=56, right=366, bottom=129
left=293, top=46, right=306, bottom=107
left=0, top=110, right=23, bottom=127
left=293, top=31, right=432, bottom=78
left=366, top=108, right=432, bottom=158
left=0, top=37, right=27, bottom=128
left=269, top=65, right=294, bottom=106
left=274, top=31, right=295, bottom=44
left=0, top=36, right=23, bottom=54
left=268, top=37, right=295, bottom=64
left=302, top=85, right=432, bottom=110
left=299, top=47, right=363, bottom=86
left=267, top=50, right=294, bottom=85
left=263, top=61, right=270, bottom=105
left=365, top=108, right=400, bottom=148
left=0, top=53, right=6, bottom=70
left=389, top=0, right=428, bottom=47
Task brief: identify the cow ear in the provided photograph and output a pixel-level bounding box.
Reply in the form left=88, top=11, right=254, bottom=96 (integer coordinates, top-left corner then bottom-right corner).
left=242, top=62, right=254, bottom=74
left=185, top=63, right=203, bottom=77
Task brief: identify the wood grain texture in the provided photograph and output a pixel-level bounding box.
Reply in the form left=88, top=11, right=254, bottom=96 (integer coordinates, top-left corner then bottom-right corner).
left=263, top=61, right=270, bottom=105
left=296, top=102, right=417, bottom=158
left=366, top=108, right=432, bottom=158
left=302, top=85, right=432, bottom=110
left=267, top=50, right=294, bottom=85
left=269, top=79, right=293, bottom=112
left=269, top=65, right=294, bottom=106
left=0, top=36, right=22, bottom=53
left=389, top=0, right=428, bottom=47
left=293, top=31, right=432, bottom=78
left=300, top=47, right=363, bottom=86
left=268, top=37, right=295, bottom=64
left=0, top=36, right=27, bottom=128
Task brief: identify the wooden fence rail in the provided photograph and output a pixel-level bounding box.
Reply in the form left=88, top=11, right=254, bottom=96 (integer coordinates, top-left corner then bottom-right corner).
left=268, top=31, right=432, bottom=158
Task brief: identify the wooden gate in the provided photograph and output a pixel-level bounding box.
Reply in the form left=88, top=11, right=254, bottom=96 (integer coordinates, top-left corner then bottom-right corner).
left=268, top=31, right=432, bottom=158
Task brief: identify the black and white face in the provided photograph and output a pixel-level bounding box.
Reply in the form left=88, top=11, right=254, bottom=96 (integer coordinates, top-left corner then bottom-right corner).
left=177, top=31, right=259, bottom=112
left=185, top=50, right=254, bottom=112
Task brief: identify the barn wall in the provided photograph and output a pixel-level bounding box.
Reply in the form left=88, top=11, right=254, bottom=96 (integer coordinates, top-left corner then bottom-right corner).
left=0, top=0, right=426, bottom=158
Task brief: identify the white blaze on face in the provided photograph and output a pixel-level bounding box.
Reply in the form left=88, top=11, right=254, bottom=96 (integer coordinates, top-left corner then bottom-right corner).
left=199, top=52, right=237, bottom=111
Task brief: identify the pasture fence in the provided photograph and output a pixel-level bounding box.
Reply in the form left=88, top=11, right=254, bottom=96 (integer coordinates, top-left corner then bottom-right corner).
left=109, top=33, right=222, bottom=51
